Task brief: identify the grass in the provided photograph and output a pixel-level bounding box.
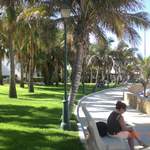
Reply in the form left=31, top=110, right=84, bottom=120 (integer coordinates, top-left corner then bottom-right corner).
left=0, top=83, right=117, bottom=150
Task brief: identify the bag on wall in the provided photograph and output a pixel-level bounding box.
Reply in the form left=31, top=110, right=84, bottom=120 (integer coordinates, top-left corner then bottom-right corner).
left=96, top=121, right=108, bottom=137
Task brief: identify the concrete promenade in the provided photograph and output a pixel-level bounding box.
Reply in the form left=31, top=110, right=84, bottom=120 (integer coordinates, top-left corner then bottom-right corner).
left=77, top=87, right=150, bottom=149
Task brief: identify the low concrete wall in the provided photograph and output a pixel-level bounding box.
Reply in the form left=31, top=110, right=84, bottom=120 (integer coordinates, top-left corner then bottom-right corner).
left=128, top=83, right=150, bottom=94
left=128, top=83, right=143, bottom=94
left=124, top=92, right=150, bottom=115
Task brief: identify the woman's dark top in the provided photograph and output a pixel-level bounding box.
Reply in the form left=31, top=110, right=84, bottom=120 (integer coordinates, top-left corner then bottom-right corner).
left=107, top=111, right=122, bottom=135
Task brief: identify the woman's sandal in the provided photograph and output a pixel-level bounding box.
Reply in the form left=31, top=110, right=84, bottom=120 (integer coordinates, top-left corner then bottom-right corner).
left=139, top=141, right=149, bottom=148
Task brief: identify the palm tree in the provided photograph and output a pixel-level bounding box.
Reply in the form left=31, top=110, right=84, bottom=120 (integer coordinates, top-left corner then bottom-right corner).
left=87, top=40, right=113, bottom=88
left=64, top=0, right=150, bottom=114
left=0, top=43, right=4, bottom=85
left=137, top=55, right=150, bottom=97
left=0, top=36, right=6, bottom=85
left=110, top=41, right=138, bottom=83
left=0, top=1, right=21, bottom=98
left=126, top=64, right=136, bottom=81
left=122, top=47, right=138, bottom=81
left=17, top=3, right=56, bottom=91
left=37, top=21, right=63, bottom=86
left=14, top=22, right=29, bottom=88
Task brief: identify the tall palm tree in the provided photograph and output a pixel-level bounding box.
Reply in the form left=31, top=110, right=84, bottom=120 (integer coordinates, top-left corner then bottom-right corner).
left=14, top=21, right=30, bottom=88
left=7, top=5, right=18, bottom=97
left=110, top=40, right=137, bottom=83
left=110, top=41, right=128, bottom=83
left=0, top=1, right=21, bottom=98
left=87, top=40, right=113, bottom=87
left=0, top=40, right=5, bottom=85
left=17, top=3, right=55, bottom=91
left=0, top=30, right=7, bottom=85
left=36, top=20, right=62, bottom=85
left=64, top=0, right=150, bottom=114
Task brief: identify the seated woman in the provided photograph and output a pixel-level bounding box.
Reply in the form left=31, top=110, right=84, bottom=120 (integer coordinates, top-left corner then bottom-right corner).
left=107, top=101, right=148, bottom=150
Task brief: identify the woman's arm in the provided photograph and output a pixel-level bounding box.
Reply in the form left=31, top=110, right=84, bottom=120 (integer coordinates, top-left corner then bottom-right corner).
left=119, top=116, right=133, bottom=131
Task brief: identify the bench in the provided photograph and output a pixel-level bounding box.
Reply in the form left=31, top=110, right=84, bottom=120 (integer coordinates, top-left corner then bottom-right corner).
left=77, top=105, right=130, bottom=150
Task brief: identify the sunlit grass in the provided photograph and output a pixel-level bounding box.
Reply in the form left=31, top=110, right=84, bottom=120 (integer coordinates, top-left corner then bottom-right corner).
left=0, top=83, right=117, bottom=150
left=0, top=84, right=85, bottom=150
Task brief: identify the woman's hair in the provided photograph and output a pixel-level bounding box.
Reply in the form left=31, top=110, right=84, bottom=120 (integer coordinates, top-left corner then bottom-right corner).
left=116, top=101, right=127, bottom=110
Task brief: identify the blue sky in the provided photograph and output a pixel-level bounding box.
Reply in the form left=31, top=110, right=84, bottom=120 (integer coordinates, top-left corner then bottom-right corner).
left=139, top=0, right=150, bottom=57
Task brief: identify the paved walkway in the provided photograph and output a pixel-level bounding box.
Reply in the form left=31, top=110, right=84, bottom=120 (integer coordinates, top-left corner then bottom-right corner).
left=77, top=87, right=150, bottom=149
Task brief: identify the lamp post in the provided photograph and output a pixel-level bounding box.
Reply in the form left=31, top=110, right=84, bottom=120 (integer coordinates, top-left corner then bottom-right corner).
left=60, top=7, right=70, bottom=130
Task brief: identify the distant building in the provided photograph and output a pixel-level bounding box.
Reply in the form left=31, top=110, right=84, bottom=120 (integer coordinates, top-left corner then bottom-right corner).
left=2, top=57, right=21, bottom=79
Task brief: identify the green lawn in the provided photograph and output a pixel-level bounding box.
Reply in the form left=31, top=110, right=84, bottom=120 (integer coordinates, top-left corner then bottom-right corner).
left=0, top=84, right=85, bottom=150
left=0, top=83, right=116, bottom=150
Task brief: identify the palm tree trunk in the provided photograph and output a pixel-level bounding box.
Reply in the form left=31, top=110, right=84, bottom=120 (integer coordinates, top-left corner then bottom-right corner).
left=25, top=63, right=28, bottom=82
left=143, top=82, right=147, bottom=97
left=0, top=58, right=3, bottom=85
left=144, top=86, right=146, bottom=97
left=95, top=67, right=99, bottom=85
left=42, top=63, right=49, bottom=85
left=68, top=47, right=84, bottom=112
left=81, top=57, right=86, bottom=94
left=28, top=55, right=34, bottom=92
left=9, top=32, right=17, bottom=98
left=28, top=35, right=34, bottom=93
left=103, top=64, right=107, bottom=81
left=93, top=67, right=100, bottom=92
left=102, top=70, right=105, bottom=81
left=68, top=30, right=88, bottom=115
left=114, top=67, right=118, bottom=85
left=90, top=68, right=93, bottom=83
left=55, top=59, right=59, bottom=86
left=20, top=56, right=24, bottom=88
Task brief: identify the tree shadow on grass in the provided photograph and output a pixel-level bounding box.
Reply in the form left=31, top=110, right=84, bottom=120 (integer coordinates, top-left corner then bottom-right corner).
left=0, top=92, right=9, bottom=96
left=36, top=86, right=64, bottom=92
left=0, top=105, right=62, bottom=128
left=49, top=133, right=85, bottom=150
left=35, top=85, right=71, bottom=93
left=0, top=129, right=84, bottom=150
left=0, top=129, right=49, bottom=150
left=19, top=93, right=63, bottom=101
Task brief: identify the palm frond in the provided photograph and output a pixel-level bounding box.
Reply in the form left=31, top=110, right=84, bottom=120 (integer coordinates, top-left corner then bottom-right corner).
left=123, top=26, right=141, bottom=46
left=124, top=12, right=150, bottom=29
left=93, top=25, right=107, bottom=46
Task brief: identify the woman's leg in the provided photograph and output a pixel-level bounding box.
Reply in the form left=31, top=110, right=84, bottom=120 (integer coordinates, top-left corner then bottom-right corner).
left=130, top=130, right=147, bottom=147
left=116, top=131, right=134, bottom=150
left=128, top=137, right=134, bottom=150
